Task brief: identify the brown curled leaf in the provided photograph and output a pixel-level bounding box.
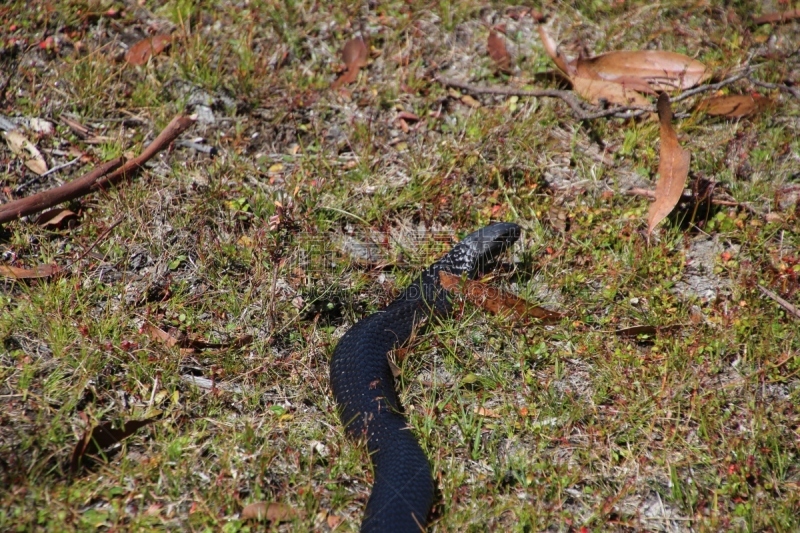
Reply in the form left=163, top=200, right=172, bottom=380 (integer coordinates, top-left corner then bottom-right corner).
left=647, top=93, right=691, bottom=235
left=696, top=93, right=772, bottom=118
left=439, top=271, right=563, bottom=323
left=576, top=51, right=708, bottom=91
left=126, top=34, right=172, bottom=65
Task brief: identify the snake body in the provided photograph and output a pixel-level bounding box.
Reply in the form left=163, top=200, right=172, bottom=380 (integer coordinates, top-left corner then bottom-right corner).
left=330, top=222, right=521, bottom=532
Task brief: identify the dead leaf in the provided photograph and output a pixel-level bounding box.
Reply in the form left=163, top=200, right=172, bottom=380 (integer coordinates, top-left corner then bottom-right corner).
left=753, top=9, right=800, bottom=25
left=537, top=27, right=707, bottom=103
left=615, top=324, right=684, bottom=338
left=332, top=37, right=368, bottom=89
left=696, top=94, right=772, bottom=118
left=396, top=111, right=420, bottom=122
left=460, top=94, right=481, bottom=108
left=342, top=37, right=368, bottom=70
left=28, top=118, right=54, bottom=136
left=327, top=513, right=343, bottom=529
left=0, top=264, right=58, bottom=279
left=647, top=93, right=691, bottom=235
left=143, top=323, right=252, bottom=351
left=3, top=130, right=48, bottom=175
left=474, top=405, right=502, bottom=418
left=126, top=34, right=172, bottom=65
left=577, top=51, right=708, bottom=91
left=537, top=25, right=571, bottom=75
left=71, top=416, right=158, bottom=473
left=439, top=272, right=563, bottom=323
left=62, top=117, right=91, bottom=138
left=241, top=502, right=297, bottom=522
left=143, top=324, right=183, bottom=348
left=37, top=209, right=78, bottom=229
left=487, top=30, right=511, bottom=73
left=570, top=76, right=651, bottom=107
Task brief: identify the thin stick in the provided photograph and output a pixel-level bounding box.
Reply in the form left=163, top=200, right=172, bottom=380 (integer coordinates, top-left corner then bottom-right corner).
left=758, top=285, right=800, bottom=320
left=0, top=114, right=196, bottom=225
left=671, top=68, right=753, bottom=102
left=40, top=156, right=82, bottom=178
left=438, top=67, right=755, bottom=120
left=437, top=75, right=648, bottom=120
left=93, top=114, right=196, bottom=190
left=626, top=187, right=759, bottom=213
left=749, top=78, right=800, bottom=100
left=0, top=158, right=124, bottom=224
left=67, top=216, right=124, bottom=267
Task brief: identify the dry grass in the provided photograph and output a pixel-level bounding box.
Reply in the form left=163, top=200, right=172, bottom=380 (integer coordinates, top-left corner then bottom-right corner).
left=1, top=1, right=799, bottom=531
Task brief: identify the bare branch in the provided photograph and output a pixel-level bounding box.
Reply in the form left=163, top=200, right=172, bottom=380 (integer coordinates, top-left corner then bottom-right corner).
left=0, top=114, right=196, bottom=225
left=758, top=285, right=800, bottom=320
left=437, top=66, right=758, bottom=120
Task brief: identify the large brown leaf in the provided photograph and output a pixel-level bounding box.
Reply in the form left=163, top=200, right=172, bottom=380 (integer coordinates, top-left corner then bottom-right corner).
left=537, top=27, right=707, bottom=104
left=696, top=93, right=772, bottom=118
left=647, top=93, right=691, bottom=235
left=570, top=76, right=651, bottom=107
left=577, top=51, right=708, bottom=91
left=126, top=34, right=172, bottom=65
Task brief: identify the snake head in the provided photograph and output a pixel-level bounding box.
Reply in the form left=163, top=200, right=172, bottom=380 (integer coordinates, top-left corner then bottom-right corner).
left=437, top=222, right=521, bottom=279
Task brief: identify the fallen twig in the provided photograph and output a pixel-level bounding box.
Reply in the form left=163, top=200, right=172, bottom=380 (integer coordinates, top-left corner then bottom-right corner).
left=40, top=156, right=82, bottom=178
left=626, top=187, right=759, bottom=214
left=758, top=285, right=800, bottom=320
left=438, top=66, right=756, bottom=120
left=0, top=158, right=124, bottom=224
left=437, top=75, right=649, bottom=120
left=749, top=78, right=800, bottom=100
left=91, top=114, right=196, bottom=190
left=0, top=114, right=196, bottom=225
left=671, top=68, right=753, bottom=102
left=67, top=216, right=124, bottom=267
left=177, top=139, right=218, bottom=155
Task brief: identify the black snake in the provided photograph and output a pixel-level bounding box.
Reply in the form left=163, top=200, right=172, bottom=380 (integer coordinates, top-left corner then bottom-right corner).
left=330, top=222, right=521, bottom=532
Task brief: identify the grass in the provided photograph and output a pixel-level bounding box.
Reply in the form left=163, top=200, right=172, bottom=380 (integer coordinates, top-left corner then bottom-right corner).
left=1, top=0, right=799, bottom=531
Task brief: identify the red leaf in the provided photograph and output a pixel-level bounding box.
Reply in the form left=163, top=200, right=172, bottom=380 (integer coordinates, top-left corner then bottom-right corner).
left=647, top=93, right=691, bottom=235
left=487, top=31, right=511, bottom=73
left=126, top=34, right=172, bottom=65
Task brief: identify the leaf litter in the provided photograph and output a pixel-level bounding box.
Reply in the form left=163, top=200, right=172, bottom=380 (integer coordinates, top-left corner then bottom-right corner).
left=647, top=93, right=691, bottom=235
left=331, top=36, right=369, bottom=89
left=537, top=26, right=708, bottom=107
